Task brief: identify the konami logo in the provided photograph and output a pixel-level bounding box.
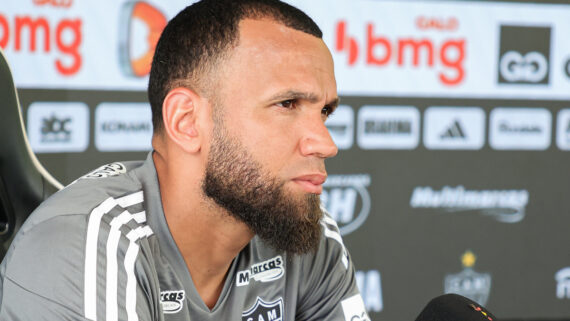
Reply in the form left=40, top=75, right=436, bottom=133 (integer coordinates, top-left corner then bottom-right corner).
left=335, top=20, right=466, bottom=86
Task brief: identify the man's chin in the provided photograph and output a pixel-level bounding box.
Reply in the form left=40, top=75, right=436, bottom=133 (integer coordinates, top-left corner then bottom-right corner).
left=254, top=194, right=323, bottom=255
left=257, top=222, right=322, bottom=255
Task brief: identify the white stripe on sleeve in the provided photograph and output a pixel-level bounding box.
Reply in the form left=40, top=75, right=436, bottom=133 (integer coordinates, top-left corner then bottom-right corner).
left=124, top=226, right=154, bottom=321
left=84, top=197, right=119, bottom=321
left=106, top=211, right=138, bottom=321
left=116, top=191, right=144, bottom=208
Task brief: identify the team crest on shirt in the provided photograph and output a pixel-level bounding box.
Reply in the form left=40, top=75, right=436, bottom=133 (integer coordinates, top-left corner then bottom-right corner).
left=236, top=255, right=284, bottom=286
left=242, top=297, right=283, bottom=321
left=160, top=290, right=185, bottom=314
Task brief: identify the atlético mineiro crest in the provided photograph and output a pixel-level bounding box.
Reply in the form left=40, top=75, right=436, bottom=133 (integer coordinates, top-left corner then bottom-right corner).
left=444, top=251, right=491, bottom=306
left=242, top=297, right=283, bottom=321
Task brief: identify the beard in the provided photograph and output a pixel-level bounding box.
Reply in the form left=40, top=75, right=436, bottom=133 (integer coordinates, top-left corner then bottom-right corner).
left=202, top=120, right=323, bottom=255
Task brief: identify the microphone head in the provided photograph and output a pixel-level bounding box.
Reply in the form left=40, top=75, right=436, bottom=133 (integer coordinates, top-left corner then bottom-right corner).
left=415, top=293, right=498, bottom=321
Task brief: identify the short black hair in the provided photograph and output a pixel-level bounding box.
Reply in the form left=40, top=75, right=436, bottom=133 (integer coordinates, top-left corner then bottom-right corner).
left=148, top=0, right=323, bottom=134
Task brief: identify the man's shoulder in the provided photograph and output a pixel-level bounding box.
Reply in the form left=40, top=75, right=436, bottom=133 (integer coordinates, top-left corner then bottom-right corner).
left=25, top=160, right=147, bottom=227
left=4, top=159, right=152, bottom=267
left=1, top=159, right=156, bottom=293
left=0, top=159, right=159, bottom=316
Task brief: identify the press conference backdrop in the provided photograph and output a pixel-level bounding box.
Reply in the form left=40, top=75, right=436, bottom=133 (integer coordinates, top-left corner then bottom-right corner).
left=2, top=0, right=570, bottom=320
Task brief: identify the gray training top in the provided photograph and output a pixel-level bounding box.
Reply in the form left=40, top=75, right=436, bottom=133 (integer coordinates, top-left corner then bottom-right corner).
left=0, top=152, right=369, bottom=321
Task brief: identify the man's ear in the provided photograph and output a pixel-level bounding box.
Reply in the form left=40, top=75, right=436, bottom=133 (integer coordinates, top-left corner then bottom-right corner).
left=162, top=87, right=205, bottom=153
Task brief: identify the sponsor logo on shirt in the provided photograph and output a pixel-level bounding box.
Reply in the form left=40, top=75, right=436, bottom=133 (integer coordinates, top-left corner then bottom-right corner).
left=236, top=256, right=284, bottom=287
left=70, top=162, right=127, bottom=186
left=410, top=185, right=529, bottom=223
left=341, top=294, right=370, bottom=321
left=444, top=251, right=491, bottom=306
left=242, top=297, right=283, bottom=321
left=81, top=163, right=127, bottom=179
left=160, top=290, right=185, bottom=314
left=555, top=267, right=570, bottom=299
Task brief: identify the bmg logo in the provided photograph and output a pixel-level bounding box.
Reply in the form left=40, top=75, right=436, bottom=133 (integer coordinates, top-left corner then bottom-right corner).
left=498, top=25, right=551, bottom=84
left=335, top=20, right=466, bottom=86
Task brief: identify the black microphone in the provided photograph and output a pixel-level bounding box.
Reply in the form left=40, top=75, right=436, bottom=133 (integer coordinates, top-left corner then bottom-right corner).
left=415, top=294, right=498, bottom=321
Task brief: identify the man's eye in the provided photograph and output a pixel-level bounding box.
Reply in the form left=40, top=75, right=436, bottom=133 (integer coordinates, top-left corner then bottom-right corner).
left=277, top=100, right=294, bottom=108
left=322, top=106, right=335, bottom=117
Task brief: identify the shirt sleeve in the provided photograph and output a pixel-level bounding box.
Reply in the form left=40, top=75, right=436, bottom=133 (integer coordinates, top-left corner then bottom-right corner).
left=0, top=213, right=158, bottom=321
left=0, top=275, right=94, bottom=320
left=295, top=214, right=370, bottom=321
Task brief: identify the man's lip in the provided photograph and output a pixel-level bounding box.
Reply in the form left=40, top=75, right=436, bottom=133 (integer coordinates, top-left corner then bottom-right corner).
left=292, top=174, right=327, bottom=194
left=293, top=174, right=327, bottom=185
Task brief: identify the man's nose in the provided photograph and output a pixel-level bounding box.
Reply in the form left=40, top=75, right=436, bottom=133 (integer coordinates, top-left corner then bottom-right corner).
left=298, top=117, right=338, bottom=159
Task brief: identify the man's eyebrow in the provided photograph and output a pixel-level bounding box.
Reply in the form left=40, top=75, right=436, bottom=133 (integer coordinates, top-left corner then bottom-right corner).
left=326, top=97, right=340, bottom=111
left=269, top=90, right=339, bottom=108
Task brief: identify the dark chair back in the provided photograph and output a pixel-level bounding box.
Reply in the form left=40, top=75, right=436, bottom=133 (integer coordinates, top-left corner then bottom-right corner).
left=0, top=49, right=63, bottom=260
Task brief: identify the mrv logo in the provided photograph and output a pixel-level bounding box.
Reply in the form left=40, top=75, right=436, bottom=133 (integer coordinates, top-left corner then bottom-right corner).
left=236, top=256, right=284, bottom=286
left=321, top=174, right=371, bottom=235
left=410, top=185, right=529, bottom=223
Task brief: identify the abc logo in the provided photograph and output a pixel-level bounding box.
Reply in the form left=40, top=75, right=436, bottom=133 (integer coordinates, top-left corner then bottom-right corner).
left=497, top=25, right=551, bottom=85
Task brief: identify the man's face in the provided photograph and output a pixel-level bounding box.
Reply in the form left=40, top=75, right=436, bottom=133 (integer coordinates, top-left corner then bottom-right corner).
left=202, top=19, right=338, bottom=254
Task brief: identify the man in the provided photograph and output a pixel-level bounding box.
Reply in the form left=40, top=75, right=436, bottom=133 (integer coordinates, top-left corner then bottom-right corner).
left=0, top=0, right=369, bottom=320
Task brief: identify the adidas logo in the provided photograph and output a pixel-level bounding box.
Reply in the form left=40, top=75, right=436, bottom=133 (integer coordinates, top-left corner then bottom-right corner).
left=424, top=107, right=485, bottom=150
left=440, top=120, right=466, bottom=139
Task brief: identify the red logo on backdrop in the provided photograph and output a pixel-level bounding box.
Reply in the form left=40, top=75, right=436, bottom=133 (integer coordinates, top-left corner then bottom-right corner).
left=335, top=19, right=466, bottom=86
left=416, top=16, right=459, bottom=31
left=0, top=13, right=82, bottom=75
left=336, top=21, right=358, bottom=65
left=33, top=0, right=73, bottom=8
left=119, top=1, right=167, bottom=78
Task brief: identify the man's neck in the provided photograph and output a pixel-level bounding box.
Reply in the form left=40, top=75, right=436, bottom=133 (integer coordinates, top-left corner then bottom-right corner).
left=153, top=151, right=254, bottom=309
